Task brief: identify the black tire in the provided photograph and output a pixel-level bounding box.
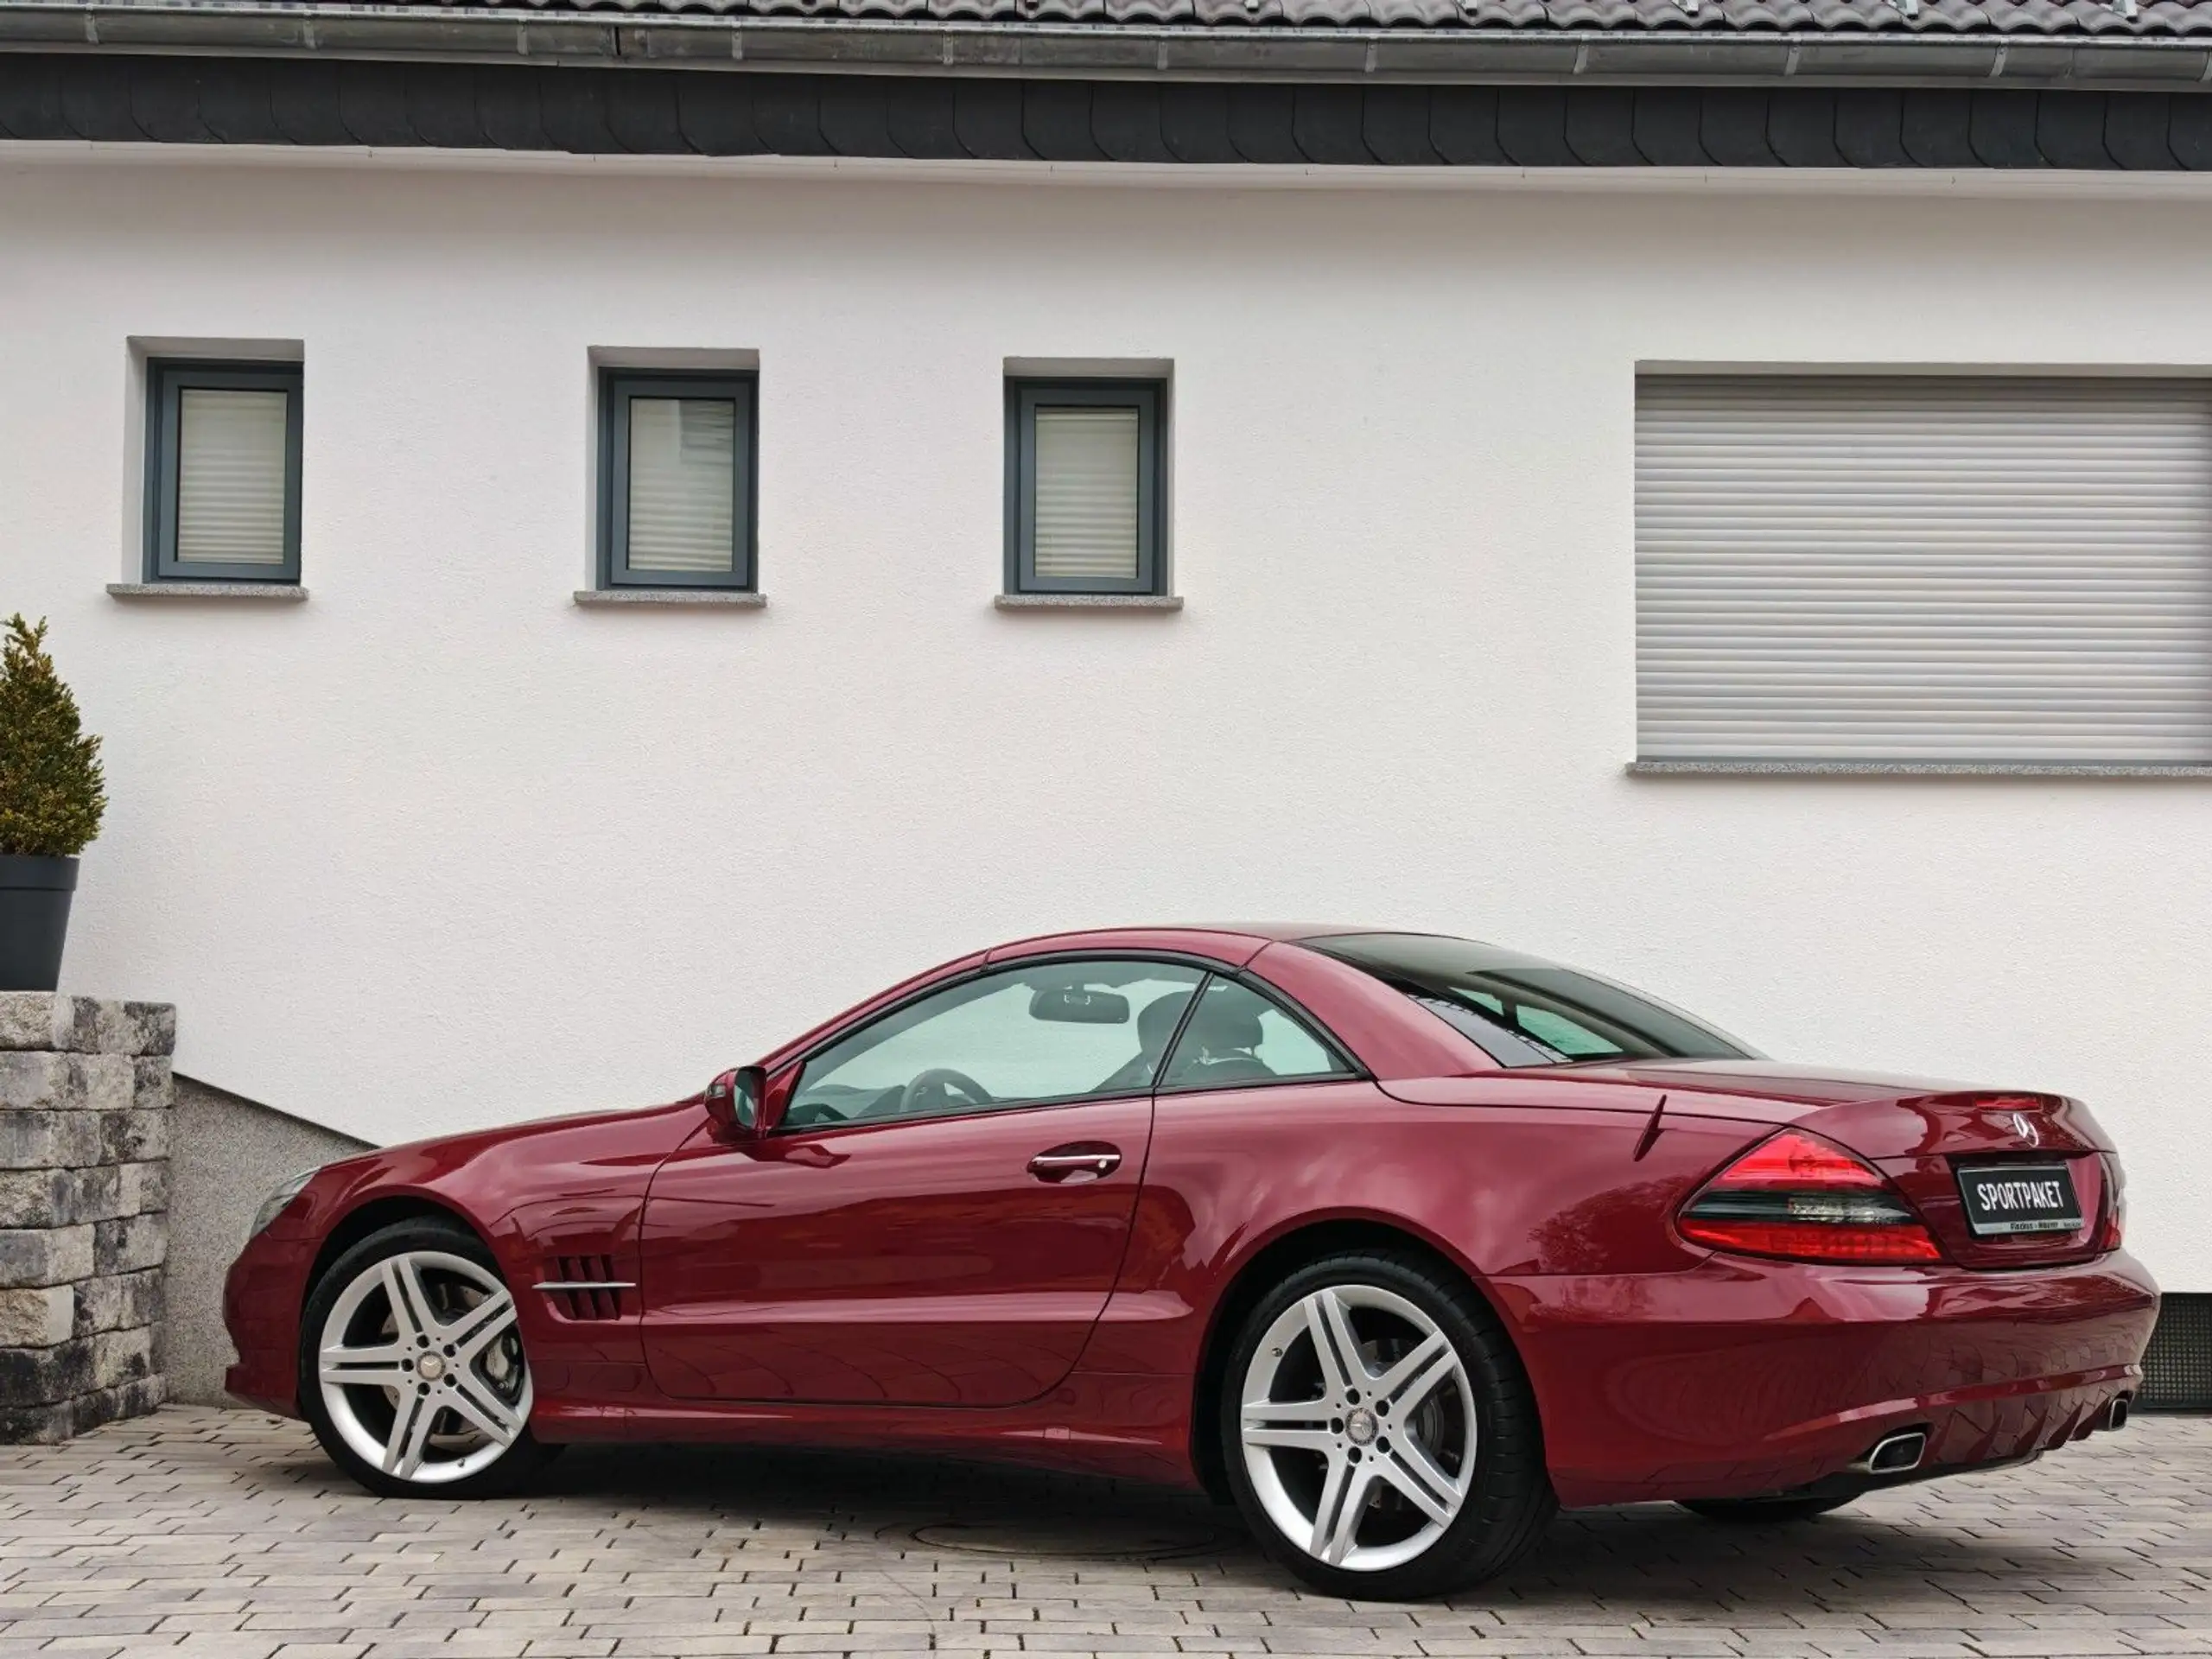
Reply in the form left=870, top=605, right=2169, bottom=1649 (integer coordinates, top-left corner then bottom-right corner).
left=1677, top=1493, right=1859, bottom=1523
left=298, top=1217, right=558, bottom=1499
left=1218, top=1249, right=1555, bottom=1600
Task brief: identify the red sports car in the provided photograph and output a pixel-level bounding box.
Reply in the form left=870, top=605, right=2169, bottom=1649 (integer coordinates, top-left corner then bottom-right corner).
left=226, top=925, right=2158, bottom=1599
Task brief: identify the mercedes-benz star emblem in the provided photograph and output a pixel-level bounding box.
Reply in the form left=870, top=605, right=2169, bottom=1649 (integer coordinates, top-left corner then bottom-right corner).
left=1344, top=1407, right=1378, bottom=1446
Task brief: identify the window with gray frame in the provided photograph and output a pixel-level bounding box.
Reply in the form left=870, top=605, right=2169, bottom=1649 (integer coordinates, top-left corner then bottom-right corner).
left=1005, top=379, right=1166, bottom=595
left=144, top=360, right=303, bottom=583
left=599, top=372, right=757, bottom=590
left=1636, top=374, right=2212, bottom=766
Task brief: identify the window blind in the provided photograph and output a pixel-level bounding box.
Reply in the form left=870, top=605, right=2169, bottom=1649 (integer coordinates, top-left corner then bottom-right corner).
left=1636, top=376, right=2212, bottom=764
left=175, top=388, right=289, bottom=567
left=626, top=397, right=736, bottom=575
left=1033, top=406, right=1141, bottom=582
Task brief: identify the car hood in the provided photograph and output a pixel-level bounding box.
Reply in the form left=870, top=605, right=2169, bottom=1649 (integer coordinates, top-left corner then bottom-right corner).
left=285, top=1097, right=708, bottom=1240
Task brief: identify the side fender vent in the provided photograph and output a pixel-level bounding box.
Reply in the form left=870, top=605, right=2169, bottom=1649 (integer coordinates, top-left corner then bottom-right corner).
left=539, top=1255, right=629, bottom=1321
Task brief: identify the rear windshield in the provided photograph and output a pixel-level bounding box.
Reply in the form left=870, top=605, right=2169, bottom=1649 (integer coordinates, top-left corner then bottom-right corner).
left=1306, top=933, right=1758, bottom=1068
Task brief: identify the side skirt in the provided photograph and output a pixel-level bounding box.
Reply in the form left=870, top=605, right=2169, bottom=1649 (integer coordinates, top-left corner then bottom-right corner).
left=530, top=1369, right=1204, bottom=1488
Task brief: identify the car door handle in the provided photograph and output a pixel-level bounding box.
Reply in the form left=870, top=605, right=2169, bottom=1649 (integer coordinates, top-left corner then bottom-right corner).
left=1028, top=1145, right=1122, bottom=1182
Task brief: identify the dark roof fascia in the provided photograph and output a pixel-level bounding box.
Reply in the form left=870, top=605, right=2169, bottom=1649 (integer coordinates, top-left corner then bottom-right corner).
left=11, top=49, right=2212, bottom=162
left=5, top=3, right=2212, bottom=88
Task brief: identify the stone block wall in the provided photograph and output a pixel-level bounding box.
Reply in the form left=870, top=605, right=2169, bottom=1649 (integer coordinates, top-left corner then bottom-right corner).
left=0, top=994, right=175, bottom=1442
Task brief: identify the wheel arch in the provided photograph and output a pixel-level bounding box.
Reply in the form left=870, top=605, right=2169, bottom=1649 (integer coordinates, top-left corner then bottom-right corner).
left=1185, top=1215, right=1529, bottom=1505
left=305, top=1192, right=488, bottom=1306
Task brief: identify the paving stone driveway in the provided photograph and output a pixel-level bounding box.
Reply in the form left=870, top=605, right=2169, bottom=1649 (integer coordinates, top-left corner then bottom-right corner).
left=0, top=1407, right=2207, bottom=1659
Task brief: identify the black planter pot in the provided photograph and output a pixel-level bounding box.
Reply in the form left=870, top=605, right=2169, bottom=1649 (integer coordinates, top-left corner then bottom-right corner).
left=0, top=856, right=78, bottom=992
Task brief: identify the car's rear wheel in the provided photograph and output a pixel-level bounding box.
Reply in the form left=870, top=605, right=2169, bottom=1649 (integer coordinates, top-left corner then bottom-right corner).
left=1677, top=1494, right=1859, bottom=1523
left=299, top=1218, right=555, bottom=1498
left=1220, top=1250, right=1554, bottom=1599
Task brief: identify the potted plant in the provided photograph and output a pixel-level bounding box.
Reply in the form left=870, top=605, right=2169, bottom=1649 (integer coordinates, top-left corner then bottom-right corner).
left=0, top=616, right=106, bottom=992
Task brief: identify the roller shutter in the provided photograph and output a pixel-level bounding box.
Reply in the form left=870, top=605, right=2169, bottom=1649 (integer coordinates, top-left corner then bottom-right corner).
left=1636, top=376, right=2212, bottom=764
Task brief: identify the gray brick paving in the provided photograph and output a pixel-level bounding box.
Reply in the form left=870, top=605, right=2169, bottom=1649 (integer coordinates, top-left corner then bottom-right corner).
left=0, top=1409, right=2206, bottom=1658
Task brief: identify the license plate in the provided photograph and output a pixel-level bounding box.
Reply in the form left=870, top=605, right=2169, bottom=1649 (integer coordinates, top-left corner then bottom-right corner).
left=1956, top=1163, right=2083, bottom=1237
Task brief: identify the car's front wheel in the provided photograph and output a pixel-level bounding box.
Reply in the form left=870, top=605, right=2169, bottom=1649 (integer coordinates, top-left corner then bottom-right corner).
left=299, top=1218, right=555, bottom=1497
left=1220, top=1251, right=1554, bottom=1599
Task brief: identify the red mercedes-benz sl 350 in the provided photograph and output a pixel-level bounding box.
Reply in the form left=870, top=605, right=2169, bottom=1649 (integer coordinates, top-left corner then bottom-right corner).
left=226, top=925, right=2158, bottom=1598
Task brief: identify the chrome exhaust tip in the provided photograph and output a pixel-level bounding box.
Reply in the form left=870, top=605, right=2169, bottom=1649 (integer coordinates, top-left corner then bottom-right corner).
left=1853, top=1429, right=1928, bottom=1476
left=2103, top=1395, right=2131, bottom=1433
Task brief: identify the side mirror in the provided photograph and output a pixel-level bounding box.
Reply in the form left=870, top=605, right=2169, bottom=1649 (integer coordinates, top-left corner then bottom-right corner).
left=703, top=1065, right=768, bottom=1139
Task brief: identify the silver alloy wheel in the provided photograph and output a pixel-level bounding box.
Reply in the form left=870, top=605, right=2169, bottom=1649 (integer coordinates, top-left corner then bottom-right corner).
left=317, top=1249, right=531, bottom=1485
left=1239, top=1283, right=1477, bottom=1573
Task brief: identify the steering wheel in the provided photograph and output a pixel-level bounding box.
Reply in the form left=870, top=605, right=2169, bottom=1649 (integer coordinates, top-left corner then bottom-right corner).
left=897, top=1067, right=994, bottom=1117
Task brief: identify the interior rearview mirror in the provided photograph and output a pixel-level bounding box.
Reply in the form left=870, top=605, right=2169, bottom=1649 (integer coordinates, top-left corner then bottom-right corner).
left=703, top=1065, right=767, bottom=1138
left=1029, top=986, right=1131, bottom=1025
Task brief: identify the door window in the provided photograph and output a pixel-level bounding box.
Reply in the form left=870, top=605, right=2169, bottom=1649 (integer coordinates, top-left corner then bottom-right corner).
left=788, top=960, right=1205, bottom=1129
left=1160, top=978, right=1353, bottom=1090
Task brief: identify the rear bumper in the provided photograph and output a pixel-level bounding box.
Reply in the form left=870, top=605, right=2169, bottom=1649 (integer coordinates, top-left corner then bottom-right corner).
left=221, top=1225, right=315, bottom=1418
left=1499, top=1249, right=2159, bottom=1509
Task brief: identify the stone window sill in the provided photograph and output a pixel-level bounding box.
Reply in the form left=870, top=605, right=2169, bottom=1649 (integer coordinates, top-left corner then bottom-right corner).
left=995, top=594, right=1184, bottom=612
left=573, top=589, right=766, bottom=608
left=1627, top=760, right=2212, bottom=779
left=107, top=582, right=306, bottom=602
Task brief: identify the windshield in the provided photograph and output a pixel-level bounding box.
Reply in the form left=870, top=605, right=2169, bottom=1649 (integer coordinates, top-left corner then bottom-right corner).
left=1306, top=932, right=1758, bottom=1068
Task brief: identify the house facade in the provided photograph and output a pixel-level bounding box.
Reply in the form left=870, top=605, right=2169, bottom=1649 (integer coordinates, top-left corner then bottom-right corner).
left=2, top=2, right=2209, bottom=1400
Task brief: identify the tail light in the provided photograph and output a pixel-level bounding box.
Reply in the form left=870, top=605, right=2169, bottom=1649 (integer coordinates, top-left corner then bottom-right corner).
left=1679, top=1129, right=1944, bottom=1265
left=2099, top=1154, right=2126, bottom=1253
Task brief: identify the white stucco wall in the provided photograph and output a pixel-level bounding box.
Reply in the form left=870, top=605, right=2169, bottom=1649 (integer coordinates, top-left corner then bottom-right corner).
left=2, top=150, right=2206, bottom=1288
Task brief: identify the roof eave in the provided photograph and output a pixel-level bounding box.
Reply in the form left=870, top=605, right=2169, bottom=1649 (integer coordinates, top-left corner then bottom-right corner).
left=4, top=2, right=2211, bottom=86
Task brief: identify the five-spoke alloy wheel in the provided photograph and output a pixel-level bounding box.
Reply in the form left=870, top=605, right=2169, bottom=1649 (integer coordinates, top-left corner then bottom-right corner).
left=1239, top=1282, right=1475, bottom=1572
left=300, top=1219, right=555, bottom=1497
left=1221, top=1252, right=1554, bottom=1599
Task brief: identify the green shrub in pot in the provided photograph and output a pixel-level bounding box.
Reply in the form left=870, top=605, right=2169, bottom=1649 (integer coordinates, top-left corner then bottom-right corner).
left=0, top=615, right=106, bottom=990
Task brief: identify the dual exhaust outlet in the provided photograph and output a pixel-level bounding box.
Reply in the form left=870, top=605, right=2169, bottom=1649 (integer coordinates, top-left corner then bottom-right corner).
left=1850, top=1394, right=2130, bottom=1479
